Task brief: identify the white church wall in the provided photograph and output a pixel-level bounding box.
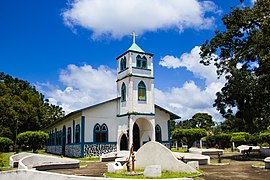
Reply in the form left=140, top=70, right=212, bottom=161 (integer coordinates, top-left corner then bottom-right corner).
left=131, top=77, right=154, bottom=113
left=155, top=108, right=170, bottom=142
left=83, top=99, right=118, bottom=143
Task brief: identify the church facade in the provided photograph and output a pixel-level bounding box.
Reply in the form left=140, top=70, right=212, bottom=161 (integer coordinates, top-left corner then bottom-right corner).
left=45, top=39, right=180, bottom=157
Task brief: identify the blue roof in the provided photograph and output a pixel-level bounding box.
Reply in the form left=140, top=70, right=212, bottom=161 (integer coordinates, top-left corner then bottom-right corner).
left=128, top=42, right=144, bottom=53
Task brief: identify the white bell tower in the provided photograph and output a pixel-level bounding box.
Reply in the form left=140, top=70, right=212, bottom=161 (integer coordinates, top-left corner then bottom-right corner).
left=116, top=33, right=155, bottom=116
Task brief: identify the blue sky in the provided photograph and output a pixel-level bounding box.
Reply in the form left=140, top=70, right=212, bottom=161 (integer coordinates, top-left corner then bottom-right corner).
left=0, top=0, right=255, bottom=122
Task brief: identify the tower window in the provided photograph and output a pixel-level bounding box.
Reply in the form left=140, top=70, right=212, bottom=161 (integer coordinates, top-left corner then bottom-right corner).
left=94, top=123, right=108, bottom=143
left=155, top=125, right=162, bottom=142
left=121, top=83, right=126, bottom=101
left=136, top=55, right=147, bottom=69
left=138, top=81, right=146, bottom=101
left=120, top=57, right=127, bottom=71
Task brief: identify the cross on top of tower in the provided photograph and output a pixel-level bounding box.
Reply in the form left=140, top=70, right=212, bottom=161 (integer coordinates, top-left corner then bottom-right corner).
left=130, top=32, right=138, bottom=44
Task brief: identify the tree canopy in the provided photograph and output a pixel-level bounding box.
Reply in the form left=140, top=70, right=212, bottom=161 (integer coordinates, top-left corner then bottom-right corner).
left=172, top=128, right=207, bottom=149
left=178, top=113, right=215, bottom=130
left=0, top=72, right=64, bottom=142
left=200, top=0, right=270, bottom=133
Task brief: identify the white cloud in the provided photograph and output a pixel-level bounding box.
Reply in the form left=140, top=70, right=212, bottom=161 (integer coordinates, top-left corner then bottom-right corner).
left=157, top=46, right=226, bottom=121
left=159, top=46, right=224, bottom=85
left=38, top=47, right=225, bottom=122
left=38, top=64, right=117, bottom=114
left=62, top=0, right=219, bottom=39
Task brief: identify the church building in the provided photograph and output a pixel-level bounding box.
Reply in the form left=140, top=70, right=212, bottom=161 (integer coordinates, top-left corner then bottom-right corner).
left=45, top=35, right=180, bottom=157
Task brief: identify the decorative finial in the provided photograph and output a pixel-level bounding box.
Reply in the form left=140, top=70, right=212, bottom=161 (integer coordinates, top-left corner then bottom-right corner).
left=130, top=32, right=138, bottom=44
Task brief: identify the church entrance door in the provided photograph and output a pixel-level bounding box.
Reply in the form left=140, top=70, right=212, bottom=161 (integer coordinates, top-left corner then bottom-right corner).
left=62, top=125, right=66, bottom=156
left=133, top=123, right=140, bottom=151
left=120, top=134, right=128, bottom=150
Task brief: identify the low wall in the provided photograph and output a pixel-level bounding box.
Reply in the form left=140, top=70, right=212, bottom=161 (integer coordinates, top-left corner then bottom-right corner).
left=84, top=143, right=117, bottom=157
left=65, top=145, right=81, bottom=157
left=46, top=146, right=62, bottom=155
left=0, top=169, right=109, bottom=180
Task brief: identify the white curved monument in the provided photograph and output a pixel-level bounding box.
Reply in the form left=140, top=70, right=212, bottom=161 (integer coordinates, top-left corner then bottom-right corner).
left=135, top=141, right=198, bottom=173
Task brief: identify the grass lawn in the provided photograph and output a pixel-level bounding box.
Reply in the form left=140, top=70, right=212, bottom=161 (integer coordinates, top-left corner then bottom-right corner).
left=171, top=148, right=188, bottom=153
left=105, top=170, right=202, bottom=179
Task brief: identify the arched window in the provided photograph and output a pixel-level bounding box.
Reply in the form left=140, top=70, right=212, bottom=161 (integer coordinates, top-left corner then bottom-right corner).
left=67, top=127, right=71, bottom=144
left=59, top=130, right=62, bottom=145
left=155, top=125, right=162, bottom=142
left=120, top=57, right=127, bottom=71
left=94, top=123, right=108, bottom=143
left=121, top=83, right=126, bottom=101
left=75, top=124, right=80, bottom=143
left=138, top=81, right=146, bottom=101
left=136, top=55, right=147, bottom=69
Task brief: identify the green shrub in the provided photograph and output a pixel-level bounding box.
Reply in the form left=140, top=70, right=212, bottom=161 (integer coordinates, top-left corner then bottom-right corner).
left=172, top=128, right=207, bottom=149
left=0, top=137, right=13, bottom=152
left=17, top=131, right=48, bottom=152
left=231, top=135, right=246, bottom=146
left=259, top=132, right=270, bottom=148
left=261, top=142, right=269, bottom=147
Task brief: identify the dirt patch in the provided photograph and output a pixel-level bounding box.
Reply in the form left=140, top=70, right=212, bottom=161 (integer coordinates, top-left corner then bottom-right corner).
left=45, top=153, right=270, bottom=179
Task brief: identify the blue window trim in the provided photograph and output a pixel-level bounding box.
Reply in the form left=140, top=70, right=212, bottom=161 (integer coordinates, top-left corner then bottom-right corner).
left=155, top=124, right=162, bottom=142
left=118, top=67, right=129, bottom=74
left=132, top=66, right=151, bottom=71
left=67, top=127, right=71, bottom=144
left=75, top=124, right=80, bottom=143
left=138, top=81, right=146, bottom=101
left=120, top=57, right=127, bottom=71
left=93, top=123, right=108, bottom=143
left=136, top=55, right=147, bottom=69
left=121, top=83, right=126, bottom=102
left=167, top=120, right=171, bottom=149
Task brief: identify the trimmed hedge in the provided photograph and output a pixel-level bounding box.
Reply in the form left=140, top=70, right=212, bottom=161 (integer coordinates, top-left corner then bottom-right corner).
left=17, top=131, right=48, bottom=152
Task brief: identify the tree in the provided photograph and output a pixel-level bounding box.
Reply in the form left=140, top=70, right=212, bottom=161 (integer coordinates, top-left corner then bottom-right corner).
left=178, top=113, right=215, bottom=130
left=17, top=131, right=48, bottom=152
left=0, top=72, right=65, bottom=144
left=190, top=113, right=215, bottom=130
left=200, top=0, right=270, bottom=133
left=172, top=128, right=207, bottom=150
left=0, top=137, right=13, bottom=152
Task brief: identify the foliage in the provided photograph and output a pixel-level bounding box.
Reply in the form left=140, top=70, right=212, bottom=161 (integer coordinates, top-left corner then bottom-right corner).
left=0, top=72, right=64, bottom=142
left=172, top=128, right=207, bottom=149
left=0, top=152, right=12, bottom=168
left=17, top=131, right=48, bottom=152
left=206, top=133, right=231, bottom=148
left=177, top=113, right=215, bottom=130
left=200, top=0, right=270, bottom=133
left=0, top=137, right=13, bottom=152
left=259, top=132, right=270, bottom=147
left=230, top=132, right=251, bottom=146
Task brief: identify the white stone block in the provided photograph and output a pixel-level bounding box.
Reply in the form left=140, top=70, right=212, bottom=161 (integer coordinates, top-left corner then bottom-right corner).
left=264, top=157, right=270, bottom=169
left=187, top=161, right=199, bottom=169
left=107, top=162, right=123, bottom=173
left=143, top=165, right=161, bottom=178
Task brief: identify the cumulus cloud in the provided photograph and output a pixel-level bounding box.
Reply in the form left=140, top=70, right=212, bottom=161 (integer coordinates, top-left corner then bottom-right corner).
left=157, top=46, right=226, bottom=121
left=38, top=46, right=225, bottom=122
left=37, top=64, right=117, bottom=114
left=62, top=0, right=219, bottom=39
left=159, top=46, right=224, bottom=85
